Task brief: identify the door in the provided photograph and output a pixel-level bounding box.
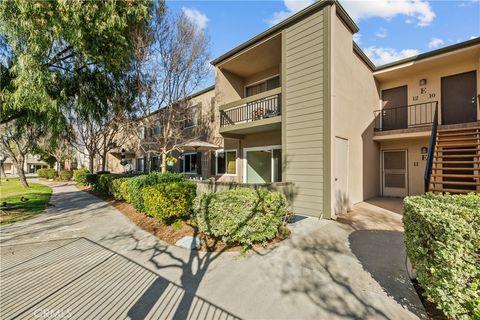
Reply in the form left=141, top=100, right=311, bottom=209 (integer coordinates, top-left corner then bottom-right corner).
left=381, top=86, right=408, bottom=130
left=246, top=150, right=272, bottom=183
left=334, top=137, right=349, bottom=215
left=382, top=150, right=408, bottom=197
left=441, top=71, right=477, bottom=125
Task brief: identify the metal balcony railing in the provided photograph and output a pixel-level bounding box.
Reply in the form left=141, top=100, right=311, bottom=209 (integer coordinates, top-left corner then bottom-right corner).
left=374, top=101, right=438, bottom=131
left=220, top=88, right=281, bottom=127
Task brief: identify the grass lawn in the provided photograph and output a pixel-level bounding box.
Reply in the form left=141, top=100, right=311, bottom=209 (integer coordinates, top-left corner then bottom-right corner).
left=0, top=178, right=52, bottom=225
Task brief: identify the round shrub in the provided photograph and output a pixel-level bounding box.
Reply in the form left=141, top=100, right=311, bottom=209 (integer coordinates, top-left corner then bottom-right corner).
left=142, top=182, right=197, bottom=224
left=58, top=170, right=73, bottom=181
left=85, top=173, right=98, bottom=186
left=94, top=173, right=122, bottom=194
left=403, top=193, right=480, bottom=319
left=194, top=188, right=288, bottom=248
left=111, top=177, right=131, bottom=201
left=73, top=168, right=89, bottom=186
left=37, top=168, right=57, bottom=179
left=128, top=172, right=185, bottom=212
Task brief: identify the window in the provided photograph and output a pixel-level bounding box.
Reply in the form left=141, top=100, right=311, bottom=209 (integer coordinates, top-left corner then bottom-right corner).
left=136, top=158, right=145, bottom=172
left=185, top=107, right=199, bottom=128
left=137, top=127, right=145, bottom=140
left=245, top=75, right=280, bottom=97
left=216, top=150, right=236, bottom=175
left=183, top=153, right=197, bottom=174
left=153, top=121, right=161, bottom=135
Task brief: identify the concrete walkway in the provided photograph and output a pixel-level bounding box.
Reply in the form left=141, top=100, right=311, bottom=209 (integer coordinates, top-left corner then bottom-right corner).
left=0, top=181, right=426, bottom=319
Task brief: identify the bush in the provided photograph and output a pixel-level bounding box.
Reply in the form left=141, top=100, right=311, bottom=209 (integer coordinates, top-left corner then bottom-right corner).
left=111, top=177, right=131, bottom=201
left=85, top=173, right=98, bottom=186
left=73, top=168, right=89, bottom=186
left=94, top=173, right=122, bottom=194
left=403, top=193, right=480, bottom=319
left=37, top=168, right=57, bottom=179
left=194, top=188, right=287, bottom=248
left=96, top=171, right=110, bottom=175
left=58, top=170, right=73, bottom=181
left=128, top=172, right=185, bottom=212
left=142, top=182, right=197, bottom=224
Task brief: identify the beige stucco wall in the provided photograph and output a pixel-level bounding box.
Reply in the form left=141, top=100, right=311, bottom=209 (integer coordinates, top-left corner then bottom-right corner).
left=244, top=66, right=280, bottom=86
left=215, top=69, right=244, bottom=106
left=379, top=137, right=429, bottom=196
left=375, top=47, right=480, bottom=123
left=329, top=6, right=381, bottom=216
left=283, top=8, right=326, bottom=217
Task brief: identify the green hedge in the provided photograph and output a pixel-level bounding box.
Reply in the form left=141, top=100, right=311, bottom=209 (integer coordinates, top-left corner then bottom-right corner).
left=142, top=182, right=197, bottom=224
left=85, top=173, right=98, bottom=186
left=94, top=173, right=122, bottom=194
left=58, top=170, right=73, bottom=181
left=194, top=188, right=287, bottom=248
left=128, top=172, right=185, bottom=212
left=73, top=168, right=89, bottom=186
left=111, top=177, right=131, bottom=201
left=37, top=168, right=57, bottom=179
left=403, top=193, right=480, bottom=319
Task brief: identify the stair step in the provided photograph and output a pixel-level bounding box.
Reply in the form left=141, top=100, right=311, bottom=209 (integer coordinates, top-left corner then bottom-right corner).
left=436, top=131, right=480, bottom=138
left=436, top=136, right=480, bottom=142
left=435, top=148, right=480, bottom=153
left=434, top=154, right=480, bottom=158
left=436, top=142, right=480, bottom=147
left=430, top=187, right=479, bottom=193
left=432, top=167, right=478, bottom=171
left=430, top=180, right=480, bottom=186
left=437, top=126, right=480, bottom=133
left=433, top=161, right=480, bottom=164
left=431, top=173, right=480, bottom=178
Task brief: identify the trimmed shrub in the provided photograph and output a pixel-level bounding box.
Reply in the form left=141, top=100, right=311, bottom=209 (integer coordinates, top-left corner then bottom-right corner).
left=128, top=172, right=185, bottom=212
left=403, top=193, right=480, bottom=319
left=142, top=182, right=197, bottom=224
left=111, top=177, right=131, bottom=201
left=85, top=173, right=98, bottom=186
left=37, top=168, right=57, bottom=179
left=93, top=173, right=123, bottom=194
left=73, top=168, right=89, bottom=186
left=96, top=171, right=110, bottom=175
left=58, top=170, right=73, bottom=181
left=194, top=188, right=287, bottom=248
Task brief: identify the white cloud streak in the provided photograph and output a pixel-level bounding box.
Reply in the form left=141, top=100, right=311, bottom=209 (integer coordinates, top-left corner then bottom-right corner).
left=363, top=46, right=419, bottom=65
left=428, top=37, right=444, bottom=48
left=267, top=0, right=314, bottom=26
left=182, top=7, right=209, bottom=30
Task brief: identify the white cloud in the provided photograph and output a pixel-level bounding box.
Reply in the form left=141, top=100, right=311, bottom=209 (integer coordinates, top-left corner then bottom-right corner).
left=428, top=37, right=444, bottom=48
left=340, top=0, right=436, bottom=26
left=363, top=46, right=419, bottom=65
left=267, top=0, right=314, bottom=26
left=375, top=27, right=388, bottom=38
left=182, top=7, right=209, bottom=30
left=470, top=35, right=479, bottom=39
left=353, top=33, right=362, bottom=44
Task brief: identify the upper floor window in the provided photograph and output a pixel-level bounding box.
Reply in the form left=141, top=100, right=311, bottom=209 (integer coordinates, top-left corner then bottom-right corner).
left=184, top=106, right=199, bottom=129
left=153, top=120, right=161, bottom=135
left=245, top=75, right=280, bottom=97
left=137, top=126, right=145, bottom=140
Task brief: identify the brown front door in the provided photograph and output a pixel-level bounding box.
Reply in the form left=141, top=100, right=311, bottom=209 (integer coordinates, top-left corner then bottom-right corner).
left=381, top=86, right=408, bottom=130
left=441, top=71, right=477, bottom=125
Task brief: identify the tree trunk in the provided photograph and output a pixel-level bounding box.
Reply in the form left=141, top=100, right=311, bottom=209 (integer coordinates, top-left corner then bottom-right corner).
left=0, top=161, right=6, bottom=178
left=161, top=150, right=167, bottom=173
left=16, top=154, right=29, bottom=188
left=89, top=154, right=95, bottom=173
left=100, top=151, right=107, bottom=172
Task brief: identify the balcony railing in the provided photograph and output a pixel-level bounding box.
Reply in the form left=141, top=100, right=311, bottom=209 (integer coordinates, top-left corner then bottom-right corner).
left=220, top=88, right=281, bottom=127
left=374, top=101, right=438, bottom=131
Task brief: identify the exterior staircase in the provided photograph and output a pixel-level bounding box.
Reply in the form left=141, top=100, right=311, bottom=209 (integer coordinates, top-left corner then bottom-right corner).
left=429, top=124, right=480, bottom=193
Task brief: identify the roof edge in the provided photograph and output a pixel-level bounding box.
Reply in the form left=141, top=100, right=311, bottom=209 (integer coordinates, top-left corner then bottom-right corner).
left=211, top=0, right=359, bottom=66
left=353, top=42, right=375, bottom=71
left=374, top=37, right=480, bottom=72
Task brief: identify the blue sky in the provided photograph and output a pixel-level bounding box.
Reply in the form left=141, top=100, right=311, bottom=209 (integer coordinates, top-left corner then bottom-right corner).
left=168, top=0, right=480, bottom=88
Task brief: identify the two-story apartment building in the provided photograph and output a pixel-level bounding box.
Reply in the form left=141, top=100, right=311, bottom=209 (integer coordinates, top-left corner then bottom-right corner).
left=110, top=0, right=479, bottom=219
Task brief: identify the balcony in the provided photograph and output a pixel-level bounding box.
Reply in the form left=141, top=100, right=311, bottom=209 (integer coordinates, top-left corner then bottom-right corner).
left=373, top=101, right=438, bottom=137
left=219, top=87, right=282, bottom=135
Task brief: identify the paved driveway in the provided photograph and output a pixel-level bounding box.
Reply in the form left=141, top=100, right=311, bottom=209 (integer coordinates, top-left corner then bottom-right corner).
left=0, top=181, right=426, bottom=319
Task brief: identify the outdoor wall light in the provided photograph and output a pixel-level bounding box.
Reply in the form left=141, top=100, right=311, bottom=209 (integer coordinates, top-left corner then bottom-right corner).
left=419, top=78, right=427, bottom=86
left=421, top=146, right=428, bottom=154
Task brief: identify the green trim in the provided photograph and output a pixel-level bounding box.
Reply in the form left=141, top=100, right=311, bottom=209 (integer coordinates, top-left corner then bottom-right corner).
left=218, top=87, right=282, bottom=111
left=322, top=6, right=332, bottom=219
left=281, top=30, right=287, bottom=183
left=211, top=0, right=359, bottom=66
left=375, top=37, right=480, bottom=71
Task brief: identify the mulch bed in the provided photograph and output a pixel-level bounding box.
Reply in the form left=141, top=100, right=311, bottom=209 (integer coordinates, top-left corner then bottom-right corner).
left=78, top=186, right=286, bottom=252
left=411, top=279, right=447, bottom=320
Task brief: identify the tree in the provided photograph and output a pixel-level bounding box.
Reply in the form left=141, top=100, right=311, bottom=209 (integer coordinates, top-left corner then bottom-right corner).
left=136, top=7, right=210, bottom=173
left=0, top=0, right=153, bottom=125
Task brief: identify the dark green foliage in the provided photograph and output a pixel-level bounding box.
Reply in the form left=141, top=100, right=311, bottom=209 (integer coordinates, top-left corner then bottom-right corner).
left=403, top=193, right=480, bottom=319
left=128, top=172, right=185, bottom=212
left=94, top=173, right=122, bottom=194
left=58, top=170, right=73, bottom=181
left=37, top=168, right=57, bottom=180
left=142, top=182, right=197, bottom=224
left=96, top=171, right=110, bottom=175
left=73, top=168, right=89, bottom=186
left=194, top=188, right=288, bottom=248
left=85, top=173, right=98, bottom=186
left=111, top=177, right=131, bottom=201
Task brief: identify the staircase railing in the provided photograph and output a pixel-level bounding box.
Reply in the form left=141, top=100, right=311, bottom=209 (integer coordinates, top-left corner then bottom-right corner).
left=424, top=102, right=439, bottom=192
